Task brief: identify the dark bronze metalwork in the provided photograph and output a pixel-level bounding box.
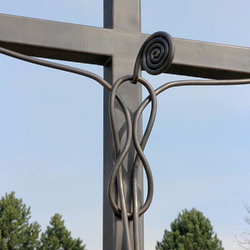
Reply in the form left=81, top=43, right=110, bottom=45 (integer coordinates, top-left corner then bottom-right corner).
left=2, top=29, right=249, bottom=250
left=1, top=1, right=250, bottom=249
left=132, top=31, right=175, bottom=83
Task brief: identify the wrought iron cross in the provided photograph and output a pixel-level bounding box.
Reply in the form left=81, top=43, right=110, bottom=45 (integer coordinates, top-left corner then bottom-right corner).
left=1, top=0, right=250, bottom=250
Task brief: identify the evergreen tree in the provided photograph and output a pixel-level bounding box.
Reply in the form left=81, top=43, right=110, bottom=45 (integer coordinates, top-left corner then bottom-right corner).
left=0, top=192, right=41, bottom=250
left=156, top=208, right=224, bottom=250
left=39, top=214, right=86, bottom=250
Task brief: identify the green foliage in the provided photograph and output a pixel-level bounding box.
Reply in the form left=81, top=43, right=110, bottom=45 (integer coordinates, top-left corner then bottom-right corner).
left=39, top=214, right=86, bottom=250
left=0, top=192, right=41, bottom=250
left=0, top=193, right=86, bottom=250
left=156, top=208, right=224, bottom=250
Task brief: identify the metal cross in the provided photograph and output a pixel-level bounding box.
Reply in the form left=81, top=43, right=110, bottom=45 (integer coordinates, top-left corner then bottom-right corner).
left=1, top=0, right=250, bottom=250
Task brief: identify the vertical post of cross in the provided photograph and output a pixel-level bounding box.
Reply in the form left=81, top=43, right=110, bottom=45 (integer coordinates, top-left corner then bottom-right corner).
left=103, top=0, right=143, bottom=249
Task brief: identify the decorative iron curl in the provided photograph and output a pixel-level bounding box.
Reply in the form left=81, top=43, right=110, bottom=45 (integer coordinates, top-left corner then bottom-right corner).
left=132, top=31, right=175, bottom=83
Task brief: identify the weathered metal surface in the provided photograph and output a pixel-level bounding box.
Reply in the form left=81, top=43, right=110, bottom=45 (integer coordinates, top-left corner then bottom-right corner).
left=103, top=1, right=143, bottom=249
left=168, top=38, right=250, bottom=79
left=0, top=13, right=112, bottom=64
left=1, top=13, right=250, bottom=79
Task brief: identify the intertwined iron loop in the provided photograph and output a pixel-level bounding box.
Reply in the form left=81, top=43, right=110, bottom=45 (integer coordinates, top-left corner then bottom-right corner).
left=108, top=76, right=157, bottom=218
left=106, top=32, right=174, bottom=250
left=2, top=31, right=250, bottom=250
left=108, top=75, right=157, bottom=250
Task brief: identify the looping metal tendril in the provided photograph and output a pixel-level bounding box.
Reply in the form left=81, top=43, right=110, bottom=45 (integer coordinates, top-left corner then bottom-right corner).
left=0, top=47, right=112, bottom=91
left=108, top=75, right=157, bottom=250
left=108, top=76, right=157, bottom=219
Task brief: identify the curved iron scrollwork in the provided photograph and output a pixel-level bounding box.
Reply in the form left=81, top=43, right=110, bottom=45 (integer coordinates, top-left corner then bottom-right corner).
left=1, top=31, right=250, bottom=250
left=108, top=32, right=175, bottom=250
left=132, top=31, right=175, bottom=83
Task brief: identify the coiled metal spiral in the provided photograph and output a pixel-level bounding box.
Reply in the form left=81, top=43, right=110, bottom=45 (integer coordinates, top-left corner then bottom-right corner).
left=132, top=31, right=175, bottom=83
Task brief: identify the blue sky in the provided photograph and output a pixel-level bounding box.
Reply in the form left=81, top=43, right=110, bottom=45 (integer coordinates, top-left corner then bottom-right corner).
left=1, top=1, right=250, bottom=250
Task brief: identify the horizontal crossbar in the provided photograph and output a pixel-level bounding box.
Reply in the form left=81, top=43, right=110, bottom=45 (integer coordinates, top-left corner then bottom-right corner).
left=1, top=13, right=250, bottom=79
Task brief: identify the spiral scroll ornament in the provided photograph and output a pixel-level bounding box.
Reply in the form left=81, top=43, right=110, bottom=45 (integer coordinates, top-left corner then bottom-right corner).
left=132, top=31, right=175, bottom=83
